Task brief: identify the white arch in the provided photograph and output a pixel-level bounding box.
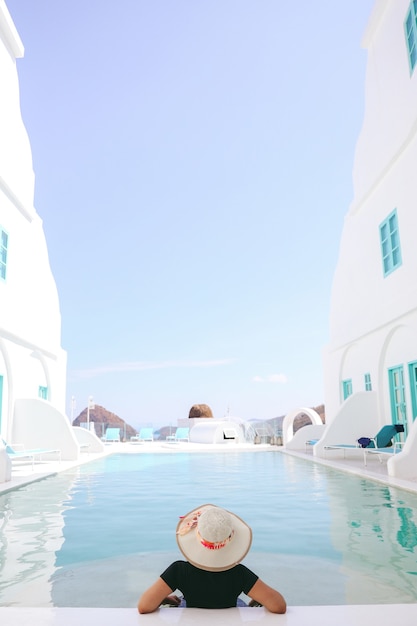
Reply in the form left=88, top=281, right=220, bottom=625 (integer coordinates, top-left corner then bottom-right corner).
left=282, top=407, right=323, bottom=445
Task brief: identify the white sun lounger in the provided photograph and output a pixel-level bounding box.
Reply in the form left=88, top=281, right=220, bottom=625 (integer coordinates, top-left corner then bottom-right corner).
left=3, top=441, right=61, bottom=471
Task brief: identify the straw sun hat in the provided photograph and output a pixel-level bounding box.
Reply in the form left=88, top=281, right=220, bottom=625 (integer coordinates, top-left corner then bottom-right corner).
left=176, top=504, right=252, bottom=572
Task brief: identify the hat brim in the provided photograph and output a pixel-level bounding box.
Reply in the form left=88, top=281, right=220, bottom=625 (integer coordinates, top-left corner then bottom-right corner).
left=176, top=504, right=252, bottom=572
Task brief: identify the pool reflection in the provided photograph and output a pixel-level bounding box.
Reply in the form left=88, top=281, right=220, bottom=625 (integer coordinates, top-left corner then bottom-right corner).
left=0, top=471, right=78, bottom=606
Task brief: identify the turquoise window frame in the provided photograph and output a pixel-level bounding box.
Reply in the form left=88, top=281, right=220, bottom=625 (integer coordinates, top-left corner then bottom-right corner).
left=342, top=379, right=353, bottom=400
left=405, top=1, right=417, bottom=74
left=38, top=385, right=48, bottom=400
left=0, top=227, right=8, bottom=281
left=364, top=373, right=372, bottom=391
left=379, top=209, right=402, bottom=277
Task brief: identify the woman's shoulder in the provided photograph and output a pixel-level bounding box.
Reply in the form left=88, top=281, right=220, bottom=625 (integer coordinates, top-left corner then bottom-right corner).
left=167, top=560, right=188, bottom=569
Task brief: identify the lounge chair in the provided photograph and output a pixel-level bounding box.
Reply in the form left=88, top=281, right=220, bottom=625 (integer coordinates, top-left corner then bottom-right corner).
left=3, top=440, right=61, bottom=470
left=359, top=424, right=404, bottom=464
left=166, top=427, right=190, bottom=442
left=324, top=442, right=361, bottom=459
left=103, top=428, right=120, bottom=442
left=358, top=424, right=404, bottom=449
left=324, top=424, right=404, bottom=465
left=364, top=441, right=405, bottom=464
left=130, top=428, right=154, bottom=442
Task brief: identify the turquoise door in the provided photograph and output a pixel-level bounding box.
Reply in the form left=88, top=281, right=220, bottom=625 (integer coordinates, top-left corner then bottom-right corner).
left=38, top=385, right=48, bottom=400
left=388, top=366, right=408, bottom=436
left=342, top=379, right=353, bottom=400
left=408, top=361, right=417, bottom=423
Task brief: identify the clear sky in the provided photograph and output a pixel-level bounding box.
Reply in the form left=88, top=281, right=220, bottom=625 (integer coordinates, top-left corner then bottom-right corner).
left=7, top=0, right=375, bottom=429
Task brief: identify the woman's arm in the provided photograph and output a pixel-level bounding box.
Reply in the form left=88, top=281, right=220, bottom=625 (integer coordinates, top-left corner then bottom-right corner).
left=138, top=577, right=176, bottom=614
left=247, top=578, right=287, bottom=614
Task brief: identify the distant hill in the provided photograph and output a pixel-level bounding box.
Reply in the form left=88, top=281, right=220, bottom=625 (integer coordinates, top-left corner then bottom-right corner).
left=71, top=403, right=325, bottom=441
left=72, top=404, right=137, bottom=440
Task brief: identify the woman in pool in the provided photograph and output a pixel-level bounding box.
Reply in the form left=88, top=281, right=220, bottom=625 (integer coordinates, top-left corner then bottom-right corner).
left=138, top=504, right=286, bottom=614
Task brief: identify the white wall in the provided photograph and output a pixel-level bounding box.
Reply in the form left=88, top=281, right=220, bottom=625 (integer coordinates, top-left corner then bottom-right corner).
left=189, top=420, right=244, bottom=444
left=0, top=1, right=67, bottom=453
left=285, top=424, right=325, bottom=451
left=73, top=426, right=105, bottom=453
left=323, top=0, right=417, bottom=474
left=314, top=392, right=379, bottom=458
left=0, top=0, right=34, bottom=211
left=328, top=139, right=417, bottom=353
left=388, top=415, right=417, bottom=479
left=353, top=0, right=417, bottom=205
left=0, top=440, right=11, bottom=482
left=12, top=398, right=79, bottom=461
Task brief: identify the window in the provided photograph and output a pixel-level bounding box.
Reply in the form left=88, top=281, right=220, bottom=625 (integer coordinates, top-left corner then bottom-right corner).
left=38, top=386, right=48, bottom=400
left=364, top=373, right=372, bottom=391
left=405, top=1, right=417, bottom=73
left=342, top=379, right=353, bottom=400
left=0, top=228, right=8, bottom=281
left=379, top=209, right=402, bottom=276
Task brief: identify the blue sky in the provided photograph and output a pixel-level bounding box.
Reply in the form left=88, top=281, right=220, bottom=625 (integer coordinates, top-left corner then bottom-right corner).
left=8, top=0, right=375, bottom=428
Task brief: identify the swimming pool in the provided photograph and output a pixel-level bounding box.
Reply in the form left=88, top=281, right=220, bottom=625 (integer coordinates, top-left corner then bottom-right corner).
left=1, top=450, right=417, bottom=607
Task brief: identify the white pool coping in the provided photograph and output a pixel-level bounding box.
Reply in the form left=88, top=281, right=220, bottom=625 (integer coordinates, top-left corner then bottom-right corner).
left=1, top=605, right=417, bottom=626
left=2, top=442, right=417, bottom=625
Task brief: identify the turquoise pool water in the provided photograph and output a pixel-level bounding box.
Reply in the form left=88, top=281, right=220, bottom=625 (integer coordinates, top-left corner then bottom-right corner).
left=1, top=450, right=417, bottom=607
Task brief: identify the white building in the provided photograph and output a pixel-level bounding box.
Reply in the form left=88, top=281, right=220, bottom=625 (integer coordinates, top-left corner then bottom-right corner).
left=316, top=0, right=417, bottom=477
left=0, top=1, right=80, bottom=481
